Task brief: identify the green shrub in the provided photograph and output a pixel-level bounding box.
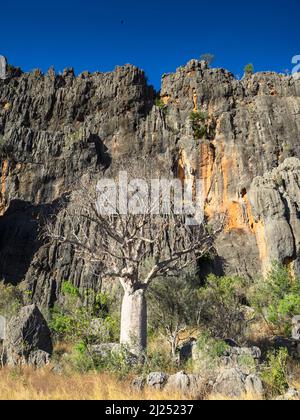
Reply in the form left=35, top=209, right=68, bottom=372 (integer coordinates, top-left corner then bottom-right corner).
left=142, top=347, right=177, bottom=374
left=244, top=63, right=254, bottom=76
left=50, top=281, right=119, bottom=344
left=196, top=331, right=229, bottom=359
left=249, top=262, right=300, bottom=335
left=190, top=111, right=207, bottom=140
left=7, top=64, right=16, bottom=73
left=198, top=275, right=250, bottom=341
left=154, top=95, right=168, bottom=115
left=148, top=271, right=200, bottom=357
left=68, top=341, right=96, bottom=373
left=192, top=331, right=229, bottom=373
left=261, top=349, right=289, bottom=396
left=0, top=283, right=24, bottom=318
left=155, top=97, right=165, bottom=109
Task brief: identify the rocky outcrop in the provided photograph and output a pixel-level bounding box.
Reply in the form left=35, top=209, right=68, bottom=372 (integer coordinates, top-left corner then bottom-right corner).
left=134, top=368, right=264, bottom=400
left=165, top=371, right=200, bottom=397
left=249, top=158, right=300, bottom=274
left=146, top=372, right=168, bottom=390
left=160, top=60, right=300, bottom=279
left=276, top=388, right=300, bottom=400
left=0, top=65, right=157, bottom=305
left=1, top=60, right=300, bottom=303
left=3, top=304, right=52, bottom=367
left=212, top=368, right=264, bottom=399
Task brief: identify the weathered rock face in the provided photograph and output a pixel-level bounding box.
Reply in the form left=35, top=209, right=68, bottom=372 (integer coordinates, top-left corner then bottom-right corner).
left=160, top=60, right=300, bottom=279
left=0, top=65, right=157, bottom=305
left=146, top=372, right=168, bottom=390
left=3, top=304, right=52, bottom=366
left=212, top=368, right=264, bottom=399
left=1, top=60, right=300, bottom=304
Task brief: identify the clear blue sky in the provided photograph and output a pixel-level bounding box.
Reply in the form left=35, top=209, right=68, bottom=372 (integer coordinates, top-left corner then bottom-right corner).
left=1, top=0, right=299, bottom=89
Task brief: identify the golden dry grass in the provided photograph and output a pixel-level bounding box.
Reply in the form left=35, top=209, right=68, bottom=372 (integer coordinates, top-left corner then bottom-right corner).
left=0, top=367, right=183, bottom=401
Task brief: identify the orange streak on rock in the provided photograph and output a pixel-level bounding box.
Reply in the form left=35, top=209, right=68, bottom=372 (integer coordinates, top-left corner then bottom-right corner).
left=161, top=96, right=170, bottom=105
left=192, top=89, right=198, bottom=112
left=252, top=220, right=269, bottom=274
left=0, top=159, right=9, bottom=215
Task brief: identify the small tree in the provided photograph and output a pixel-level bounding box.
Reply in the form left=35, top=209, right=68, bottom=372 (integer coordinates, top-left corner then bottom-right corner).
left=200, top=53, right=215, bottom=67
left=197, top=275, right=250, bottom=342
left=249, top=262, right=300, bottom=336
left=190, top=111, right=207, bottom=140
left=261, top=349, right=289, bottom=396
left=0, top=283, right=30, bottom=319
left=50, top=281, right=118, bottom=345
left=46, top=174, right=221, bottom=355
left=244, top=63, right=254, bottom=77
left=148, top=271, right=200, bottom=358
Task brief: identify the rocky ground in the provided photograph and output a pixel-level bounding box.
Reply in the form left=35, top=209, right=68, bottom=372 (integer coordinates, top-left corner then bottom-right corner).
left=1, top=304, right=299, bottom=400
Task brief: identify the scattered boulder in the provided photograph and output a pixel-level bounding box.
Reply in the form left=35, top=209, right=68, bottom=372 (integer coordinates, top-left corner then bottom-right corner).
left=165, top=371, right=201, bottom=397
left=89, top=343, right=122, bottom=358
left=147, top=372, right=168, bottom=390
left=212, top=368, right=247, bottom=399
left=292, top=316, right=300, bottom=340
left=283, top=388, right=300, bottom=400
left=276, top=388, right=300, bottom=401
left=131, top=377, right=146, bottom=392
left=273, top=336, right=298, bottom=357
left=244, top=374, right=264, bottom=399
left=88, top=343, right=139, bottom=366
left=27, top=349, right=52, bottom=368
left=223, top=346, right=261, bottom=361
left=222, top=346, right=261, bottom=374
left=213, top=367, right=265, bottom=399
left=3, top=305, right=52, bottom=367
left=292, top=316, right=300, bottom=357
left=166, top=371, right=191, bottom=394
left=51, top=363, right=64, bottom=375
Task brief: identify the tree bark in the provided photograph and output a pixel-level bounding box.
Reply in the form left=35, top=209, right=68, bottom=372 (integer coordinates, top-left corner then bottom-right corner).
left=120, top=287, right=147, bottom=355
left=171, top=338, right=177, bottom=359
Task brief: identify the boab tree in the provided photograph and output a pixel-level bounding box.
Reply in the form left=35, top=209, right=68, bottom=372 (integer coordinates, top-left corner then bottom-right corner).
left=46, top=176, right=221, bottom=355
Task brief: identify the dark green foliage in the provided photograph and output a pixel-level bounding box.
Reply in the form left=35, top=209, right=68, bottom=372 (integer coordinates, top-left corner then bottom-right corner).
left=154, top=95, right=168, bottom=115
left=0, top=283, right=31, bottom=318
left=50, top=281, right=119, bottom=344
left=261, top=349, right=290, bottom=396
left=196, top=330, right=229, bottom=359
left=148, top=272, right=200, bottom=356
left=244, top=63, right=254, bottom=76
left=154, top=96, right=165, bottom=109
left=190, top=111, right=208, bottom=140
left=249, top=263, right=300, bottom=336
left=198, top=275, right=250, bottom=341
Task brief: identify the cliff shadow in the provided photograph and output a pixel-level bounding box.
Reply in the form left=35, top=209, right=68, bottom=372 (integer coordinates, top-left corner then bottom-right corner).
left=88, top=134, right=112, bottom=170
left=0, top=198, right=63, bottom=286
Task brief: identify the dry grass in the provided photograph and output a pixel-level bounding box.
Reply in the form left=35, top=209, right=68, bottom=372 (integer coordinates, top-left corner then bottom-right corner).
left=0, top=367, right=183, bottom=401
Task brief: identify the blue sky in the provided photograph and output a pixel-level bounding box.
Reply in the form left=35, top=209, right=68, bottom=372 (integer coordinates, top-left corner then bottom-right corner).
left=1, top=0, right=299, bottom=89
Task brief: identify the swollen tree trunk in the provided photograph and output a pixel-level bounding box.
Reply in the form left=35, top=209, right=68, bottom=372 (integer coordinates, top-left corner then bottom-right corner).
left=170, top=337, right=177, bottom=359
left=120, top=287, right=147, bottom=355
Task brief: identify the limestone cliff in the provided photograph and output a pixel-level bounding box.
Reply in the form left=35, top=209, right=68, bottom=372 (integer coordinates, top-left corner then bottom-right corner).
left=0, top=60, right=300, bottom=304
